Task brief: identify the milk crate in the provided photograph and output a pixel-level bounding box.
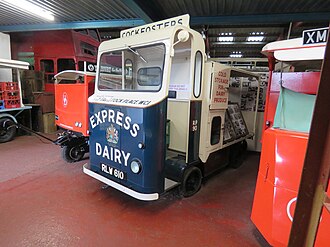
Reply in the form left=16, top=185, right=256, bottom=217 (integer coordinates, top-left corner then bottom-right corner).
left=3, top=90, right=20, bottom=100
left=4, top=100, right=20, bottom=109
left=0, top=82, right=19, bottom=91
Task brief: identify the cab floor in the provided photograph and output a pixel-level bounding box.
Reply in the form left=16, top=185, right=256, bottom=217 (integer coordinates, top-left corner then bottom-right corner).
left=0, top=135, right=270, bottom=247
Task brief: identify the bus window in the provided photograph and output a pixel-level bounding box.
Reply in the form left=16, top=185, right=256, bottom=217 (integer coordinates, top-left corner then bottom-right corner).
left=58, top=58, right=75, bottom=72
left=40, top=59, right=55, bottom=83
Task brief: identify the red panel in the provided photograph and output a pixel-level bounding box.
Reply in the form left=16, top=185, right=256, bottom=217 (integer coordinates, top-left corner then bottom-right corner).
left=271, top=129, right=308, bottom=191
left=55, top=75, right=94, bottom=136
left=271, top=187, right=297, bottom=247
left=270, top=72, right=320, bottom=94
left=252, top=127, right=330, bottom=246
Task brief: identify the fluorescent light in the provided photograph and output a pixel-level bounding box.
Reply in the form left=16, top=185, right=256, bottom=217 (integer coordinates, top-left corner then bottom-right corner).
left=247, top=36, right=265, bottom=42
left=218, top=36, right=234, bottom=42
left=229, top=54, right=243, bottom=58
left=229, top=52, right=243, bottom=58
left=3, top=0, right=54, bottom=21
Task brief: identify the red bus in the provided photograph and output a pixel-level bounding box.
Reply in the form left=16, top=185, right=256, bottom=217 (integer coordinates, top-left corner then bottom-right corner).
left=11, top=29, right=100, bottom=92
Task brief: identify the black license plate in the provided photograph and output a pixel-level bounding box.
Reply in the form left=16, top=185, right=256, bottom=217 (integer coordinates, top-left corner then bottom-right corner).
left=100, top=163, right=126, bottom=180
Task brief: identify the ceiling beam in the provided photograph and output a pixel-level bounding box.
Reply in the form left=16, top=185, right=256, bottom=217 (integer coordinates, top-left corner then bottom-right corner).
left=120, top=0, right=153, bottom=23
left=0, top=19, right=145, bottom=32
left=191, top=12, right=330, bottom=25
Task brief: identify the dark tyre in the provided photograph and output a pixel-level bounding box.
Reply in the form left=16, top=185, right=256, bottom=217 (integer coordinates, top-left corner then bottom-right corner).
left=0, top=118, right=16, bottom=143
left=229, top=140, right=248, bottom=169
left=179, top=166, right=202, bottom=197
left=62, top=144, right=84, bottom=163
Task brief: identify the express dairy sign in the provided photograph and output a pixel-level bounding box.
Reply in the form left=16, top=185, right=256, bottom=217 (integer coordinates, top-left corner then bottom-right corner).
left=120, top=14, right=190, bottom=37
left=90, top=109, right=140, bottom=167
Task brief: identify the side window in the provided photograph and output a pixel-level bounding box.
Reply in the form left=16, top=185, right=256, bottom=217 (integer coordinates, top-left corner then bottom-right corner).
left=58, top=58, right=76, bottom=72
left=40, top=59, right=54, bottom=83
left=137, top=67, right=162, bottom=86
left=40, top=59, right=54, bottom=73
left=210, top=116, right=221, bottom=145
left=193, top=51, right=203, bottom=98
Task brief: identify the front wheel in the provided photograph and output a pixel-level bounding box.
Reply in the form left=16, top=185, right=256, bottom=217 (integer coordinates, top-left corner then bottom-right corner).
left=0, top=118, right=16, bottom=143
left=179, top=166, right=202, bottom=197
left=62, top=144, right=84, bottom=163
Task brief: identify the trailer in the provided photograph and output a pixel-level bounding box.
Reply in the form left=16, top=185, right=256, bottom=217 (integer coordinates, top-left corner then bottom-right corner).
left=83, top=15, right=260, bottom=200
left=0, top=58, right=31, bottom=143
left=54, top=70, right=95, bottom=162
left=251, top=27, right=329, bottom=246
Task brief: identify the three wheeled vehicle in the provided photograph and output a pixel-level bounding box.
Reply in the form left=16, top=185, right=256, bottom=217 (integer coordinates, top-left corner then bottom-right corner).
left=251, top=28, right=330, bottom=246
left=54, top=70, right=95, bottom=162
left=83, top=15, right=260, bottom=200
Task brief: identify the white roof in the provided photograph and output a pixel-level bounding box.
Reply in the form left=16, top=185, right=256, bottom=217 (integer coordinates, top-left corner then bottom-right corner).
left=0, top=58, right=29, bottom=70
left=262, top=37, right=326, bottom=62
left=54, top=70, right=95, bottom=83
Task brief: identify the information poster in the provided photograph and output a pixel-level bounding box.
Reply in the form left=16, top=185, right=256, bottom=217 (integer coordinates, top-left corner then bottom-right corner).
left=210, top=67, right=230, bottom=109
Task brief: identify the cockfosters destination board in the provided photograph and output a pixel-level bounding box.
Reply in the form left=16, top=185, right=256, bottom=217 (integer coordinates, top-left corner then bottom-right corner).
left=120, top=14, right=190, bottom=37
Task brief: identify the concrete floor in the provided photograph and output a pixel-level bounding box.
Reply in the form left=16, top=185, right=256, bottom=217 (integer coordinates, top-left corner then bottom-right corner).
left=0, top=135, right=270, bottom=247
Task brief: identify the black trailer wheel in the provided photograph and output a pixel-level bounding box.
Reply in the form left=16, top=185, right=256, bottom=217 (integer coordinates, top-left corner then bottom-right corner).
left=0, top=118, right=16, bottom=143
left=229, top=140, right=248, bottom=169
left=179, top=166, right=202, bottom=197
left=62, top=144, right=84, bottom=163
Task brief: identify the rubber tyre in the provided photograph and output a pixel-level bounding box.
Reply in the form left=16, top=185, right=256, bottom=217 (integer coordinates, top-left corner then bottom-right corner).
left=229, top=140, right=248, bottom=169
left=61, top=144, right=84, bottom=163
left=0, top=118, right=16, bottom=143
left=179, top=166, right=202, bottom=197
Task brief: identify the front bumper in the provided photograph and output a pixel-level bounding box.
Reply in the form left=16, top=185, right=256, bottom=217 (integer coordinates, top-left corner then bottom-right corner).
left=83, top=163, right=159, bottom=201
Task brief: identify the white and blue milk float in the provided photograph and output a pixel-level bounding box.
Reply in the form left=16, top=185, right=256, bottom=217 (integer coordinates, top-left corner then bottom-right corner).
left=83, top=15, right=260, bottom=200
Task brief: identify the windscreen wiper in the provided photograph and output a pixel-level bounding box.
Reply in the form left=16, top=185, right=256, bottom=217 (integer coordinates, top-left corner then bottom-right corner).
left=127, top=46, right=148, bottom=63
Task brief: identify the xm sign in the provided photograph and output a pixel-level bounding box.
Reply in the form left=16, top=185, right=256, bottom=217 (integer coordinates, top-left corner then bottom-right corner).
left=303, top=27, right=328, bottom=45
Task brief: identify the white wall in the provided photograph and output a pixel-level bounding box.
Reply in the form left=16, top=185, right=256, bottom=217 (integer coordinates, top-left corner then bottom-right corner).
left=0, top=32, right=12, bottom=81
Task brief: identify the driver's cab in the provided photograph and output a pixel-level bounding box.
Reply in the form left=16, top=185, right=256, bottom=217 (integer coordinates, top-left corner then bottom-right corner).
left=86, top=15, right=205, bottom=200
